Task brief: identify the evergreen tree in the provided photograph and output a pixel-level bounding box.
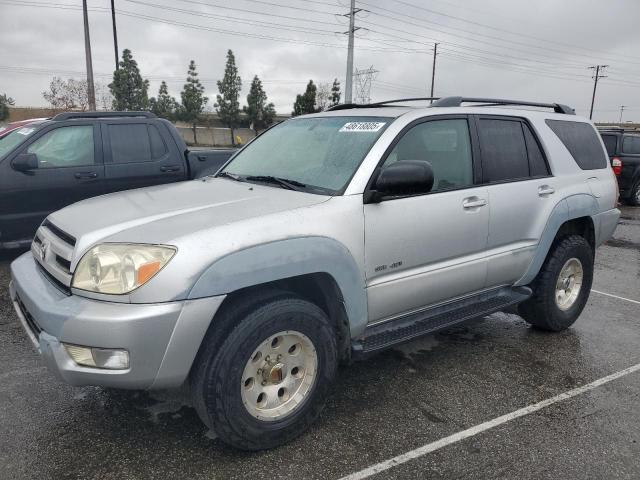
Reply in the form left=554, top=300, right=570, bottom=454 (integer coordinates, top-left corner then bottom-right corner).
left=109, top=49, right=149, bottom=111
left=215, top=50, right=242, bottom=145
left=330, top=78, right=341, bottom=106
left=243, top=75, right=276, bottom=136
left=0, top=93, right=14, bottom=121
left=292, top=80, right=317, bottom=116
left=149, top=81, right=179, bottom=120
left=179, top=61, right=208, bottom=145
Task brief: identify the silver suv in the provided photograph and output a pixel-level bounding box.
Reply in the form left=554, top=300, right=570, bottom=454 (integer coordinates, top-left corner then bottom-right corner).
left=9, top=97, right=620, bottom=450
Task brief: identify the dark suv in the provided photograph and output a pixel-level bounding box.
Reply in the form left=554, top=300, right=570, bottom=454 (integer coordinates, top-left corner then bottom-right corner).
left=598, top=127, right=640, bottom=205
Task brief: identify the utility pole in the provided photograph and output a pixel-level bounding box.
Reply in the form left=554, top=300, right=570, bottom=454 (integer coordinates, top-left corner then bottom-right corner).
left=111, top=0, right=119, bottom=71
left=82, top=0, right=96, bottom=111
left=619, top=105, right=626, bottom=124
left=429, top=43, right=439, bottom=104
left=588, top=64, right=608, bottom=120
left=343, top=0, right=362, bottom=104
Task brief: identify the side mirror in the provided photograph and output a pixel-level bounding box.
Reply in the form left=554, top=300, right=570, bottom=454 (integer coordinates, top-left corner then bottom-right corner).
left=12, top=153, right=39, bottom=172
left=366, top=160, right=434, bottom=203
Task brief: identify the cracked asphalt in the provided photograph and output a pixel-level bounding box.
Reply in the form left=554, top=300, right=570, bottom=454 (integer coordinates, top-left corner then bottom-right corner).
left=0, top=206, right=638, bottom=480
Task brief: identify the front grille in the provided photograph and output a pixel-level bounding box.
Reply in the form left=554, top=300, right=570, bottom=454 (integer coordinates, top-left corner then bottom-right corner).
left=15, top=293, right=42, bottom=337
left=32, top=220, right=76, bottom=289
left=36, top=263, right=71, bottom=295
left=55, top=255, right=71, bottom=273
left=42, top=220, right=76, bottom=246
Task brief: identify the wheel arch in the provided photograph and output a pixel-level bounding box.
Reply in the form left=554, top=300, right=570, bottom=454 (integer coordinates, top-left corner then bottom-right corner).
left=515, top=194, right=597, bottom=286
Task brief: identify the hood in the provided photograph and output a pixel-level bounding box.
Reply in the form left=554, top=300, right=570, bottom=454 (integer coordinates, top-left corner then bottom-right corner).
left=47, top=178, right=329, bottom=258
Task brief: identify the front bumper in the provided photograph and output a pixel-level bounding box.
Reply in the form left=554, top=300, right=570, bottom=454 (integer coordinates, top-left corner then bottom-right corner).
left=10, top=252, right=225, bottom=390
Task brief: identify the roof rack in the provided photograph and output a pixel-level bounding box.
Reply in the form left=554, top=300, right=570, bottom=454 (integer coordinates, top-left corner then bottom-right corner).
left=52, top=111, right=156, bottom=121
left=431, top=97, right=575, bottom=115
left=326, top=98, right=439, bottom=111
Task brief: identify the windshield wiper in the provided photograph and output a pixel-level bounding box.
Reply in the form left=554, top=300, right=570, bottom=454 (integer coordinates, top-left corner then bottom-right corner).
left=244, top=175, right=307, bottom=191
left=216, top=171, right=243, bottom=182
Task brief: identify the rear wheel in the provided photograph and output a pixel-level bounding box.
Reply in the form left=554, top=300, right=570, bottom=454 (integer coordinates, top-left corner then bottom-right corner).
left=626, top=181, right=640, bottom=206
left=190, top=293, right=337, bottom=450
left=519, top=235, right=593, bottom=332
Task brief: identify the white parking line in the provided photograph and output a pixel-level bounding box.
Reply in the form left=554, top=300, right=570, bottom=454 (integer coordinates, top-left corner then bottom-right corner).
left=338, top=362, right=640, bottom=480
left=591, top=289, right=640, bottom=305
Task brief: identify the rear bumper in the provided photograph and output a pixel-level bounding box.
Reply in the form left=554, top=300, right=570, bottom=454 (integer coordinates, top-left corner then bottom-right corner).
left=10, top=252, right=225, bottom=390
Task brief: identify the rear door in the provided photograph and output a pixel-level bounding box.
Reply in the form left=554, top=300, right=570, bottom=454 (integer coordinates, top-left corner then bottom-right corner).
left=0, top=123, right=104, bottom=244
left=102, top=120, right=186, bottom=194
left=620, top=134, right=640, bottom=195
left=473, top=115, right=555, bottom=287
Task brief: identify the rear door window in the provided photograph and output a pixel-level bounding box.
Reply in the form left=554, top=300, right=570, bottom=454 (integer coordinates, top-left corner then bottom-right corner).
left=622, top=135, right=640, bottom=154
left=477, top=118, right=529, bottom=182
left=108, top=123, right=167, bottom=163
left=523, top=123, right=550, bottom=177
left=600, top=134, right=618, bottom=156
left=546, top=120, right=607, bottom=169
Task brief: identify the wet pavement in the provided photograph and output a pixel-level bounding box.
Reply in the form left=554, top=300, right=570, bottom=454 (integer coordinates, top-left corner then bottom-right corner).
left=1, top=206, right=639, bottom=480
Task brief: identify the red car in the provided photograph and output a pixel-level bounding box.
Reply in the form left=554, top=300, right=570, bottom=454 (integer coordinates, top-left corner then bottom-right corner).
left=0, top=117, right=49, bottom=139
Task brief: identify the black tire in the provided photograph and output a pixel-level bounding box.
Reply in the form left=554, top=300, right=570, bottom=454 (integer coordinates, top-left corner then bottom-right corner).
left=190, top=292, right=337, bottom=451
left=519, top=235, right=594, bottom=332
left=625, top=181, right=640, bottom=206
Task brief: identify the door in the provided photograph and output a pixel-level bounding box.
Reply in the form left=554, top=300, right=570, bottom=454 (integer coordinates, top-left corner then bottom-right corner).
left=364, top=117, right=490, bottom=323
left=0, top=123, right=104, bottom=244
left=473, top=116, right=555, bottom=287
left=103, top=121, right=186, bottom=194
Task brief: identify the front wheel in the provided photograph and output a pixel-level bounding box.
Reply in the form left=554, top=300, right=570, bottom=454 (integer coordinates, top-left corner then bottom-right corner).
left=190, top=294, right=337, bottom=450
left=519, top=235, right=594, bottom=332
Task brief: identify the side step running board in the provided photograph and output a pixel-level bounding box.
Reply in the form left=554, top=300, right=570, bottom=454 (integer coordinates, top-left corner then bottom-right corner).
left=353, top=286, right=532, bottom=357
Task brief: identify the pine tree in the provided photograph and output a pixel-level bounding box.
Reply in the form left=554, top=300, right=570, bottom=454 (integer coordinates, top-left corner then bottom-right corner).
left=330, top=78, right=341, bottom=106
left=109, top=49, right=149, bottom=111
left=243, top=75, right=276, bottom=136
left=179, top=61, right=208, bottom=145
left=292, top=80, right=317, bottom=116
left=0, top=93, right=14, bottom=121
left=150, top=81, right=179, bottom=120
left=215, top=50, right=242, bottom=146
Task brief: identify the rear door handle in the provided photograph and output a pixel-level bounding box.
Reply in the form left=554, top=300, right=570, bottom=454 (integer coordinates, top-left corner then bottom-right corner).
left=74, top=171, right=98, bottom=179
left=160, top=165, right=180, bottom=172
left=538, top=185, right=555, bottom=196
left=462, top=197, right=487, bottom=209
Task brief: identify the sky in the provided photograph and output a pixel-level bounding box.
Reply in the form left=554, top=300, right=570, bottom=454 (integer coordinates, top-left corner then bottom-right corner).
left=1, top=0, right=640, bottom=122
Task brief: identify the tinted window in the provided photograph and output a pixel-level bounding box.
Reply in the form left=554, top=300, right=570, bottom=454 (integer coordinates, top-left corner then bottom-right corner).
left=601, top=134, right=618, bottom=156
left=622, top=135, right=640, bottom=154
left=478, top=119, right=529, bottom=182
left=523, top=124, right=549, bottom=177
left=382, top=119, right=473, bottom=192
left=27, top=126, right=94, bottom=168
left=149, top=125, right=168, bottom=159
left=546, top=120, right=607, bottom=169
left=110, top=124, right=152, bottom=163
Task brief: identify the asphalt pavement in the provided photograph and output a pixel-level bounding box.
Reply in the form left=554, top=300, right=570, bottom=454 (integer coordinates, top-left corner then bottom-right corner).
left=0, top=206, right=638, bottom=480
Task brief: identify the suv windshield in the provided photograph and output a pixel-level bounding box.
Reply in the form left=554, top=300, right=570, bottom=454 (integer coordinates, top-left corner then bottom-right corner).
left=0, top=125, right=41, bottom=159
left=220, top=116, right=391, bottom=194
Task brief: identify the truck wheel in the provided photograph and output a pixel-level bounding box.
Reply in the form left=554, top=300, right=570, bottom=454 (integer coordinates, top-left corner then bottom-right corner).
left=627, top=181, right=640, bottom=206
left=190, top=293, right=337, bottom=450
left=519, top=235, right=593, bottom=332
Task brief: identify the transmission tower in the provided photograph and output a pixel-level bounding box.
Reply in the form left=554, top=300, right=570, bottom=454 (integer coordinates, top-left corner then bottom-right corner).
left=353, top=66, right=379, bottom=104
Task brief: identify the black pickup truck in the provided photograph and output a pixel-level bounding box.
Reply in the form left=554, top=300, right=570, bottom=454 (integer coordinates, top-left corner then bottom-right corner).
left=0, top=111, right=236, bottom=248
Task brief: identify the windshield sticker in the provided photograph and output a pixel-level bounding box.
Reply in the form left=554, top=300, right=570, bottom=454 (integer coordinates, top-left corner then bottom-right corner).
left=339, top=122, right=386, bottom=133
left=16, top=127, right=36, bottom=136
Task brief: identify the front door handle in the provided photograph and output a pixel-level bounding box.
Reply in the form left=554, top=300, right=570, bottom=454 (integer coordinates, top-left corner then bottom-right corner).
left=74, top=171, right=98, bottom=179
left=538, top=185, right=555, bottom=196
left=160, top=165, right=180, bottom=172
left=462, top=197, right=487, bottom=209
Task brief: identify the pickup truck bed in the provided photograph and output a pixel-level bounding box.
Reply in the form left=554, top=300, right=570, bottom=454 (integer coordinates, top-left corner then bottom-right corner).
left=0, top=111, right=236, bottom=248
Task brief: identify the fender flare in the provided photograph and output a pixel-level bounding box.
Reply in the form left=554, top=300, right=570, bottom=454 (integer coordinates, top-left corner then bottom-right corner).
left=515, top=193, right=598, bottom=286
left=187, top=236, right=368, bottom=338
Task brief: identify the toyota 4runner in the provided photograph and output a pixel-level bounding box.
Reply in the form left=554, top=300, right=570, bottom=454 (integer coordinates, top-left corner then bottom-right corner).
left=9, top=97, right=620, bottom=450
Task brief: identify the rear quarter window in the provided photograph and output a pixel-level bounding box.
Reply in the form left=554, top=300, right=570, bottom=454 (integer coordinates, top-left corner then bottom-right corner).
left=545, top=120, right=607, bottom=170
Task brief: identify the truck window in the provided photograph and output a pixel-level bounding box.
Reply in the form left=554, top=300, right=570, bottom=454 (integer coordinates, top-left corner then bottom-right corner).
left=382, top=119, right=473, bottom=192
left=545, top=120, right=607, bottom=169
left=622, top=135, right=640, bottom=155
left=478, top=119, right=529, bottom=182
left=27, top=125, right=94, bottom=168
left=600, top=134, right=617, bottom=156
left=109, top=124, right=166, bottom=163
left=523, top=123, right=550, bottom=177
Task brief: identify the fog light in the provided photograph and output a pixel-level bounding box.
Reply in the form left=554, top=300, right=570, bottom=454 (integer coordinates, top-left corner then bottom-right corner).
left=64, top=344, right=129, bottom=370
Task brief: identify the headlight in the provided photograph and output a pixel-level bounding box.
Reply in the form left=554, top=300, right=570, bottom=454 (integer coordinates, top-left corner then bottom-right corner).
left=72, top=244, right=176, bottom=294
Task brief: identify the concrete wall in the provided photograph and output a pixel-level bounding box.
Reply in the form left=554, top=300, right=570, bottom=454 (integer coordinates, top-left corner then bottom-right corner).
left=176, top=126, right=257, bottom=146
